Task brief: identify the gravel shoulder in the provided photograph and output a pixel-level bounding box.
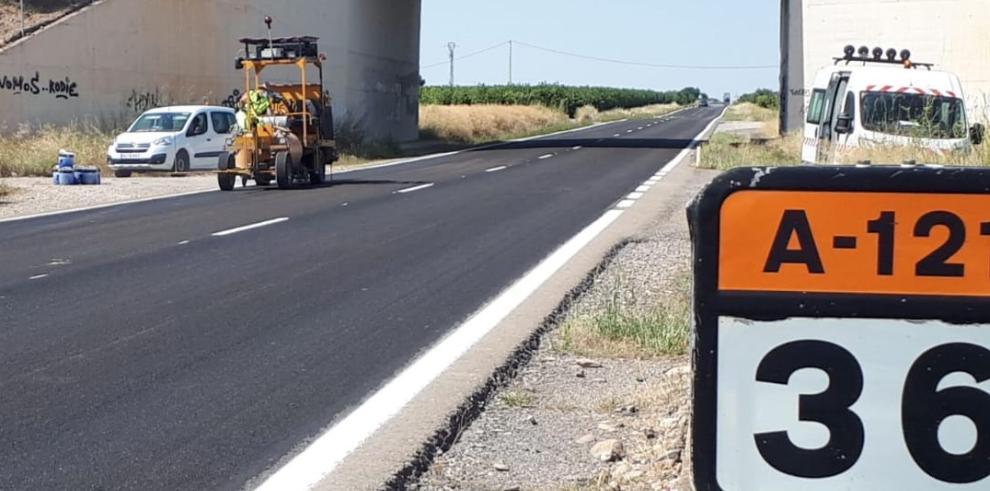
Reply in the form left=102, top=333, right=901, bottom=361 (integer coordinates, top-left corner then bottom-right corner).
left=0, top=174, right=218, bottom=220
left=414, top=160, right=719, bottom=491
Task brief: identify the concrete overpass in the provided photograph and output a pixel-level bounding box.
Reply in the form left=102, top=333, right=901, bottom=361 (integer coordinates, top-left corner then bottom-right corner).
left=0, top=0, right=421, bottom=142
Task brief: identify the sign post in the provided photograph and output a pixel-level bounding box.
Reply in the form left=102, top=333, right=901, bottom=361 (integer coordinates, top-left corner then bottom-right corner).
left=689, top=166, right=990, bottom=490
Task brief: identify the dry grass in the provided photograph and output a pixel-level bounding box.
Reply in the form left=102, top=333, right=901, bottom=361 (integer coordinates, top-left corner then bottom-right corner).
left=724, top=102, right=776, bottom=123
left=574, top=103, right=682, bottom=124
left=559, top=276, right=692, bottom=359
left=0, top=125, right=113, bottom=177
left=698, top=133, right=803, bottom=171
left=498, top=390, right=535, bottom=408
left=419, top=104, right=576, bottom=143
left=0, top=180, right=12, bottom=198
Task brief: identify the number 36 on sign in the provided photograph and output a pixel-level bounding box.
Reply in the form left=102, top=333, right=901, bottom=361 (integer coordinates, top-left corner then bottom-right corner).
left=688, top=166, right=990, bottom=491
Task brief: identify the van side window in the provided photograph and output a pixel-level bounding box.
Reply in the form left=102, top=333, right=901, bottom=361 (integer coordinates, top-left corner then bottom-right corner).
left=807, top=89, right=826, bottom=124
left=211, top=112, right=232, bottom=134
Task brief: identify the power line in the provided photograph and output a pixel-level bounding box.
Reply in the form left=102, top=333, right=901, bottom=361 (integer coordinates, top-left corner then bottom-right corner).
left=512, top=40, right=777, bottom=70
left=421, top=41, right=510, bottom=69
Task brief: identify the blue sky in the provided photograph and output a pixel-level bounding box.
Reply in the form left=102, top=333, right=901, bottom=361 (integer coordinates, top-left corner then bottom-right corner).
left=420, top=0, right=780, bottom=97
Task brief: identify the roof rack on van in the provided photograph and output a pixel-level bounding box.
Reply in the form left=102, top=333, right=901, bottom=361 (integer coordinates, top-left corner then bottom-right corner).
left=833, top=45, right=933, bottom=70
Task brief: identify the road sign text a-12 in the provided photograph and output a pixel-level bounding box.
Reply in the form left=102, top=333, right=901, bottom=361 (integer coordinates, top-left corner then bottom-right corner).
left=688, top=166, right=990, bottom=491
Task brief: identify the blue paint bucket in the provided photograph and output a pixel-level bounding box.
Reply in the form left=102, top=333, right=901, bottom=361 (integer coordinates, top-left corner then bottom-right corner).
left=57, top=169, right=78, bottom=185
left=57, top=150, right=76, bottom=170
left=75, top=168, right=101, bottom=185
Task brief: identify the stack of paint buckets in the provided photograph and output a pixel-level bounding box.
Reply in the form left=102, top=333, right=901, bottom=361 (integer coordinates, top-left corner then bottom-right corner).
left=52, top=150, right=101, bottom=185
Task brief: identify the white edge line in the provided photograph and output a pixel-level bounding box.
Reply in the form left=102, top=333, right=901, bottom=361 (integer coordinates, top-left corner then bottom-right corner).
left=254, top=208, right=625, bottom=491
left=635, top=185, right=651, bottom=192
left=29, top=273, right=48, bottom=280
left=212, top=217, right=289, bottom=237
left=252, top=104, right=726, bottom=491
left=627, top=192, right=644, bottom=200
left=616, top=199, right=636, bottom=209
left=485, top=166, right=507, bottom=173
left=396, top=183, right=435, bottom=194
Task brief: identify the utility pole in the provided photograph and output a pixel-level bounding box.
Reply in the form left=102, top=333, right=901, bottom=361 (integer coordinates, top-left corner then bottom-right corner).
left=508, top=40, right=513, bottom=85
left=447, top=42, right=457, bottom=87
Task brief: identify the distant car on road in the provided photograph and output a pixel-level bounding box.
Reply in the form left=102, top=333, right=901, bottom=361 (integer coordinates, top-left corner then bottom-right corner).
left=699, top=97, right=709, bottom=107
left=107, top=105, right=237, bottom=177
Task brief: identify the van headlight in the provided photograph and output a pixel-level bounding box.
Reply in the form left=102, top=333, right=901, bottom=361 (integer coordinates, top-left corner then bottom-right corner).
left=152, top=136, right=174, bottom=146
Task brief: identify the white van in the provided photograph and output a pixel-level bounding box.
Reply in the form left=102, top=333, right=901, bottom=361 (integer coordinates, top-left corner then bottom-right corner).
left=803, top=47, right=984, bottom=164
left=107, top=105, right=237, bottom=177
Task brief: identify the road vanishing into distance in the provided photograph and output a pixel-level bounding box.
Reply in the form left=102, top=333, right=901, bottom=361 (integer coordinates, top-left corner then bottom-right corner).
left=0, top=106, right=723, bottom=490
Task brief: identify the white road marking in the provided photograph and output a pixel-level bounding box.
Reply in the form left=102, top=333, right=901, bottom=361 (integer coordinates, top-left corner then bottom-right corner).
left=626, top=130, right=633, bottom=133
left=253, top=104, right=728, bottom=491
left=636, top=185, right=651, bottom=193
left=485, top=166, right=507, bottom=173
left=178, top=240, right=190, bottom=245
left=637, top=127, right=643, bottom=130
left=212, top=217, right=289, bottom=237
left=616, top=199, right=636, bottom=209
left=627, top=192, right=644, bottom=200
left=538, top=154, right=554, bottom=160
left=253, top=208, right=625, bottom=491
left=29, top=274, right=48, bottom=280
left=396, top=183, right=435, bottom=194
left=613, top=133, right=621, bottom=137
left=571, top=146, right=582, bottom=150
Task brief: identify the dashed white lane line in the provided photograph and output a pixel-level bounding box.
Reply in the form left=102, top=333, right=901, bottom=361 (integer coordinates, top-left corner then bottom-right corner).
left=636, top=185, right=651, bottom=193
left=616, top=199, right=636, bottom=209
left=613, top=133, right=621, bottom=137
left=212, top=217, right=290, bottom=237
left=396, top=183, right=435, bottom=194
left=178, top=240, right=190, bottom=245
left=29, top=274, right=48, bottom=280
left=627, top=192, right=644, bottom=200
left=626, top=129, right=633, bottom=133
left=538, top=154, right=554, bottom=160
left=485, top=165, right=507, bottom=173
left=637, top=126, right=643, bottom=130
left=571, top=146, right=582, bottom=150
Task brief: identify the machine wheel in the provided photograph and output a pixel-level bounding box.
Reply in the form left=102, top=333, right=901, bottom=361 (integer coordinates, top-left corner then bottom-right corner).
left=217, top=173, right=236, bottom=191
left=275, top=152, right=294, bottom=189
left=113, top=169, right=132, bottom=178
left=218, top=151, right=234, bottom=171
left=174, top=150, right=190, bottom=173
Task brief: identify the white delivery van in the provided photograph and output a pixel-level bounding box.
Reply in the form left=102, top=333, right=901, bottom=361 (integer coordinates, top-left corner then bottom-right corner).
left=803, top=46, right=985, bottom=164
left=107, top=105, right=237, bottom=177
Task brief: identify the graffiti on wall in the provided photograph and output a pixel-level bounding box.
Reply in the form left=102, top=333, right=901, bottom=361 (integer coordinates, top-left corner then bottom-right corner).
left=221, top=89, right=241, bottom=108
left=125, top=88, right=164, bottom=113
left=0, top=71, right=79, bottom=100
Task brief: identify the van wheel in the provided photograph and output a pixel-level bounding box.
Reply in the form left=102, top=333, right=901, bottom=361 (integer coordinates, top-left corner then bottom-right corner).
left=275, top=152, right=293, bottom=189
left=114, top=169, right=132, bottom=178
left=218, top=173, right=236, bottom=191
left=174, top=150, right=190, bottom=172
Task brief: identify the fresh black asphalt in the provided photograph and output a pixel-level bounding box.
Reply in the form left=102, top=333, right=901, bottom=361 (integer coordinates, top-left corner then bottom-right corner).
left=0, top=106, right=723, bottom=490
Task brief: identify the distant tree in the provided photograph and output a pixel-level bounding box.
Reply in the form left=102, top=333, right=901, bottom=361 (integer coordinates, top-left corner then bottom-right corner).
left=737, top=89, right=779, bottom=109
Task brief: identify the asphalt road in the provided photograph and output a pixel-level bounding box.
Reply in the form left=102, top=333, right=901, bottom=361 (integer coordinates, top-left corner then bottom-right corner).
left=0, top=106, right=723, bottom=490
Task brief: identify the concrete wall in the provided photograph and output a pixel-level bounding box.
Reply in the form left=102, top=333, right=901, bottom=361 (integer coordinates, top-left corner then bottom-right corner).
left=782, top=0, right=990, bottom=132
left=0, top=0, right=422, bottom=141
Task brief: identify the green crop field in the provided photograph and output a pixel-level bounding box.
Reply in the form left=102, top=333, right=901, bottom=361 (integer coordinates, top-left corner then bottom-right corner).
left=420, top=84, right=702, bottom=117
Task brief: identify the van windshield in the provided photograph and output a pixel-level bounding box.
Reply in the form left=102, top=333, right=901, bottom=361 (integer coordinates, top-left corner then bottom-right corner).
left=860, top=92, right=966, bottom=139
left=128, top=112, right=191, bottom=133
